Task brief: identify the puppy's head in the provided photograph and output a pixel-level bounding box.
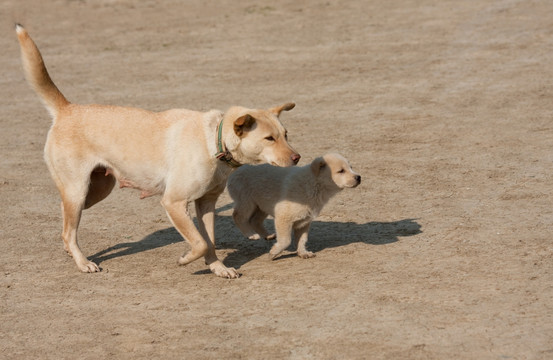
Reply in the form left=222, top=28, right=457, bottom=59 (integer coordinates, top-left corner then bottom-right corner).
left=311, top=153, right=361, bottom=189
left=225, top=103, right=300, bottom=167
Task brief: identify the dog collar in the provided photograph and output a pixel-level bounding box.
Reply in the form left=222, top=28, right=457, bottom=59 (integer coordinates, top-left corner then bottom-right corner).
left=215, top=117, right=242, bottom=168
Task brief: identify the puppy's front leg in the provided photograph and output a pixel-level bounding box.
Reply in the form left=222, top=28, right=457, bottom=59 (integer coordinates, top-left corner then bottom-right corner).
left=195, top=192, right=239, bottom=279
left=269, top=217, right=294, bottom=260
left=294, top=223, right=315, bottom=258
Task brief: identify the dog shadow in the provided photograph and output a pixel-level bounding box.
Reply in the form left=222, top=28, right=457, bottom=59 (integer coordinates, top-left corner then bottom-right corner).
left=88, top=227, right=183, bottom=266
left=88, top=206, right=421, bottom=272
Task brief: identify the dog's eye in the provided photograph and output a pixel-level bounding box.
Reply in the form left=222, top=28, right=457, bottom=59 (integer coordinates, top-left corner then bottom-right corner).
left=337, top=169, right=345, bottom=174
left=284, top=131, right=288, bottom=140
left=265, top=136, right=275, bottom=141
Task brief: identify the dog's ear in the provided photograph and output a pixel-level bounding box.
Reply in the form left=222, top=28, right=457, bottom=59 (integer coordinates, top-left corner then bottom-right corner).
left=270, top=102, right=295, bottom=116
left=310, top=157, right=326, bottom=176
left=233, top=114, right=256, bottom=137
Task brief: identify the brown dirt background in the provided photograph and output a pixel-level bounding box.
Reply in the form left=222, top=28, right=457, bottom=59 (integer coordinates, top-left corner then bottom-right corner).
left=1, top=0, right=552, bottom=359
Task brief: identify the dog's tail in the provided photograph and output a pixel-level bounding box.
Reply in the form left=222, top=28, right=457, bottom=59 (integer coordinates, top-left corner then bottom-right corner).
left=15, top=24, right=69, bottom=119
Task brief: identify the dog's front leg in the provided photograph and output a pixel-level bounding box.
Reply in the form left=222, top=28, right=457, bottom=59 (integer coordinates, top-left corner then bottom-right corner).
left=161, top=197, right=210, bottom=267
left=195, top=191, right=239, bottom=279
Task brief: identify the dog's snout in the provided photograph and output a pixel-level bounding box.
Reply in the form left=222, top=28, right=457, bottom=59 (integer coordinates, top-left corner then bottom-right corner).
left=291, top=153, right=301, bottom=165
left=355, top=175, right=361, bottom=184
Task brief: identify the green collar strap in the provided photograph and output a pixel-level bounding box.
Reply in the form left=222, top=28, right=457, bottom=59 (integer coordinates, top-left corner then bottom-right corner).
left=215, top=117, right=242, bottom=168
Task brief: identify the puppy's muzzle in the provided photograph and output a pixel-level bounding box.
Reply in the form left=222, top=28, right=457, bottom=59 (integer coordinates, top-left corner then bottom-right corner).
left=351, top=174, right=361, bottom=187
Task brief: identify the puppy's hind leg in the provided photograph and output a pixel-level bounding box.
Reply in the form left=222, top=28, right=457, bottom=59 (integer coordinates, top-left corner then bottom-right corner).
left=232, top=202, right=262, bottom=240
left=294, top=222, right=315, bottom=259
left=249, top=209, right=275, bottom=240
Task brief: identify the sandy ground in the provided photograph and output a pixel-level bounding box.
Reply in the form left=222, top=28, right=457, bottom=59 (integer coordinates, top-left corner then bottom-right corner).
left=1, top=0, right=552, bottom=359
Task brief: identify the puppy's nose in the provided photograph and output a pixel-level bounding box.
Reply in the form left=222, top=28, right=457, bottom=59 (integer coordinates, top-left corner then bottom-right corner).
left=291, top=153, right=301, bottom=165
left=355, top=175, right=361, bottom=184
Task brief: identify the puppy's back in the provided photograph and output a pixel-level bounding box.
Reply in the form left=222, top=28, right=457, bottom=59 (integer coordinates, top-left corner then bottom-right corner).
left=228, top=164, right=295, bottom=210
left=229, top=164, right=289, bottom=194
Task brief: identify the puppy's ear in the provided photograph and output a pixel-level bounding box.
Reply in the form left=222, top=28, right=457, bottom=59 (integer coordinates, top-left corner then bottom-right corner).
left=233, top=114, right=256, bottom=137
left=269, top=102, right=295, bottom=116
left=310, top=157, right=326, bottom=176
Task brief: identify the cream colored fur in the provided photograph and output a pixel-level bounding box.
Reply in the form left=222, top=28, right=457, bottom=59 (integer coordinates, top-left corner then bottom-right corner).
left=227, top=153, right=360, bottom=260
left=15, top=24, right=300, bottom=278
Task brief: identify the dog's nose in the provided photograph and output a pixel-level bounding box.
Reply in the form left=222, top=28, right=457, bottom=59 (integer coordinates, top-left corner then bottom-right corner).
left=291, top=153, right=301, bottom=165
left=355, top=175, right=361, bottom=184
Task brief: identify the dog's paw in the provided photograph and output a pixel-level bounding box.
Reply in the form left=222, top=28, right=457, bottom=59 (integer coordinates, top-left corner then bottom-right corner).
left=177, top=255, right=190, bottom=266
left=210, top=261, right=240, bottom=279
left=248, top=234, right=261, bottom=240
left=78, top=260, right=100, bottom=273
left=266, top=233, right=276, bottom=240
left=177, top=248, right=207, bottom=266
left=298, top=251, right=316, bottom=259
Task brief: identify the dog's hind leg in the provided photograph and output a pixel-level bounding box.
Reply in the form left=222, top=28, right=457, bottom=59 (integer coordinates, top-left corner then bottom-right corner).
left=44, top=140, right=101, bottom=272
left=54, top=170, right=101, bottom=272
left=60, top=196, right=100, bottom=272
left=84, top=166, right=116, bottom=209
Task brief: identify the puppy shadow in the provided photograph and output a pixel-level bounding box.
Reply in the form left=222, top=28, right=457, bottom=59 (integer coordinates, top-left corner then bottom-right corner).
left=221, top=216, right=422, bottom=269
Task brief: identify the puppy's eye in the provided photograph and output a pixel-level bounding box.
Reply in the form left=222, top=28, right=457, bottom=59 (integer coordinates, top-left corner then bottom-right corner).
left=284, top=132, right=288, bottom=140
left=337, top=169, right=345, bottom=174
left=265, top=136, right=275, bottom=141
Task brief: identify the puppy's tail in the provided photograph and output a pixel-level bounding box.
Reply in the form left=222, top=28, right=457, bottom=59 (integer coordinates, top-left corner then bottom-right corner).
left=15, top=24, right=69, bottom=119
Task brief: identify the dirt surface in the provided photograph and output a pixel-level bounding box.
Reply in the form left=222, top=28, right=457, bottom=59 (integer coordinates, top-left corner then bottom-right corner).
left=1, top=0, right=552, bottom=358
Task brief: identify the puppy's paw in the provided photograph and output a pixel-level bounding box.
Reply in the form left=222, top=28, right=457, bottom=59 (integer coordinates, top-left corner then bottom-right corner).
left=210, top=261, right=240, bottom=279
left=269, top=243, right=287, bottom=260
left=78, top=260, right=100, bottom=273
left=266, top=233, right=276, bottom=240
left=248, top=234, right=261, bottom=240
left=298, top=251, right=316, bottom=259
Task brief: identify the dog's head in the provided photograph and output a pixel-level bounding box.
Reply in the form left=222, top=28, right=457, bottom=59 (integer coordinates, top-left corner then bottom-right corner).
left=224, top=103, right=300, bottom=167
left=311, top=153, right=361, bottom=189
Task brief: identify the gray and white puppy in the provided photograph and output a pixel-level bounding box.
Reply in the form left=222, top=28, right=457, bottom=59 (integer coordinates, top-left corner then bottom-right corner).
left=227, top=153, right=361, bottom=260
